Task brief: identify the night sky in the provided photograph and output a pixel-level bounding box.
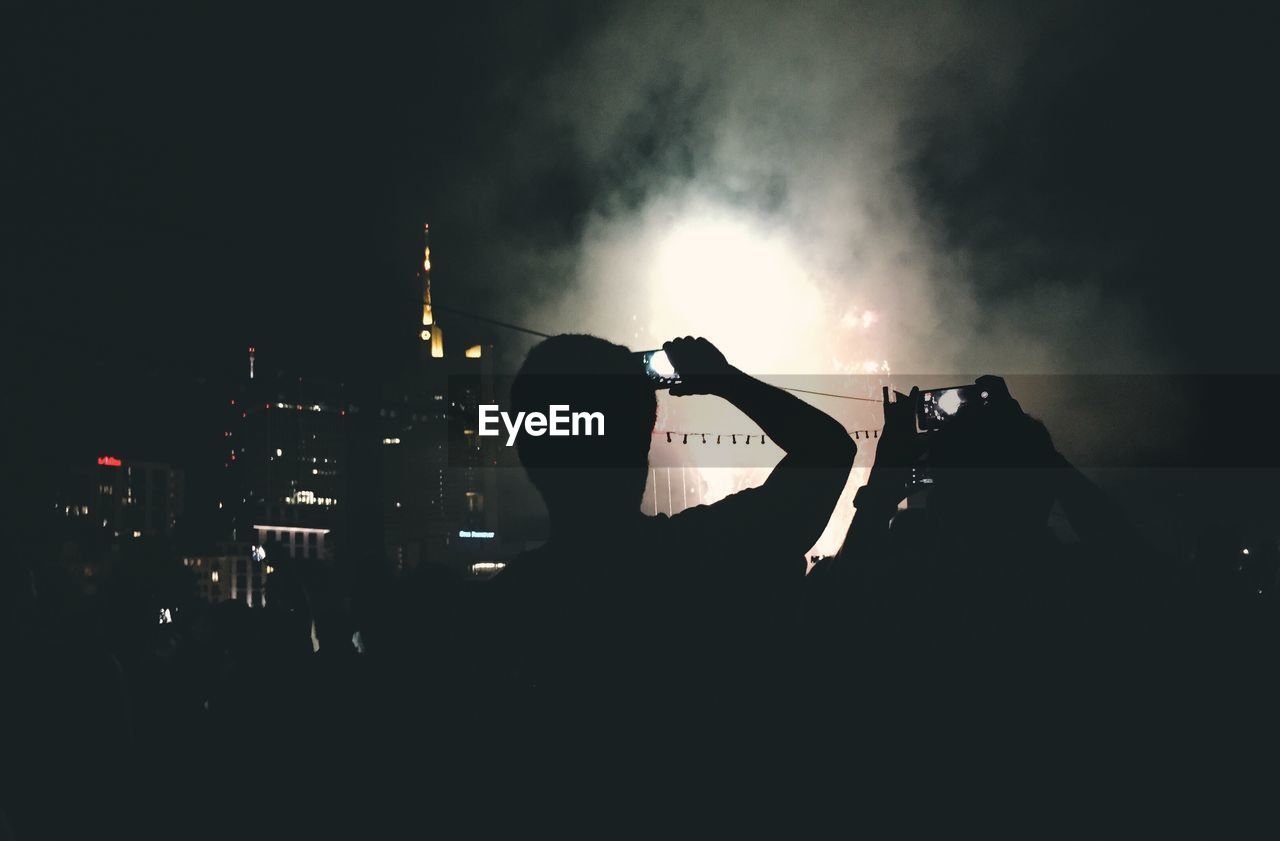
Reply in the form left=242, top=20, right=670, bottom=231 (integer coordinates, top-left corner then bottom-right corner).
left=7, top=1, right=1278, bottom=540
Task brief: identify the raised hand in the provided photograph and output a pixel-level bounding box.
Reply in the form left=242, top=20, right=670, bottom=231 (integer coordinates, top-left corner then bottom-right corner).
left=664, top=336, right=735, bottom=397
left=875, top=386, right=927, bottom=469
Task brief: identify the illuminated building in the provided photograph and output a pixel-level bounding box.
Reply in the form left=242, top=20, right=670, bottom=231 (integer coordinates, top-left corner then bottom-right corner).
left=419, top=223, right=446, bottom=359
left=217, top=224, right=501, bottom=578
left=252, top=524, right=331, bottom=562
left=378, top=222, right=500, bottom=573
left=180, top=528, right=321, bottom=608
left=182, top=542, right=255, bottom=605
left=58, top=455, right=185, bottom=538
left=51, top=456, right=187, bottom=598
left=223, top=347, right=347, bottom=553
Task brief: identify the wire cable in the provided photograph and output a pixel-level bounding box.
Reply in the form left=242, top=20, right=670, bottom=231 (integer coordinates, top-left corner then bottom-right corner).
left=435, top=303, right=884, bottom=402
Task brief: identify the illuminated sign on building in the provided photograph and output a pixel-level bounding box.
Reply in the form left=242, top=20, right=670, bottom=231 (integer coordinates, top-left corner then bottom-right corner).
left=97, top=456, right=123, bottom=467
left=458, top=530, right=496, bottom=539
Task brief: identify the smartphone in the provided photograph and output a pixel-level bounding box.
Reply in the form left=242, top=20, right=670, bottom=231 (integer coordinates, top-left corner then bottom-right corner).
left=638, top=349, right=681, bottom=387
left=916, top=384, right=991, bottom=430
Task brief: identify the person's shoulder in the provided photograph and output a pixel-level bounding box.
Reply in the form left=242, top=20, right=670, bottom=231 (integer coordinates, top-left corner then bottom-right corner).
left=636, top=510, right=692, bottom=544
left=664, top=484, right=770, bottom=528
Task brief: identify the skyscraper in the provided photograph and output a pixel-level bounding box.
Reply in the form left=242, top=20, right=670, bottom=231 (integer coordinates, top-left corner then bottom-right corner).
left=379, top=223, right=500, bottom=574
left=58, top=455, right=185, bottom=539
left=222, top=348, right=347, bottom=557
left=216, top=224, right=502, bottom=583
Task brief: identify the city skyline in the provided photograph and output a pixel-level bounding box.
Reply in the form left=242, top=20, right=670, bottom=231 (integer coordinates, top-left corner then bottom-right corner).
left=9, top=1, right=1280, bottom=555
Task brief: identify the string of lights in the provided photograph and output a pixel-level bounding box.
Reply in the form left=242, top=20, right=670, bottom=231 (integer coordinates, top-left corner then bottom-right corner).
left=653, top=429, right=880, bottom=444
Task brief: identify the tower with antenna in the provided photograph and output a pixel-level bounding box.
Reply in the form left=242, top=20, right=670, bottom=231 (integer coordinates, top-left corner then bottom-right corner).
left=378, top=221, right=501, bottom=575
left=419, top=223, right=444, bottom=359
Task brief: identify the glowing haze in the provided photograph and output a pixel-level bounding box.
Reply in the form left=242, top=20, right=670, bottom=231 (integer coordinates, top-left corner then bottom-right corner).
left=556, top=195, right=891, bottom=555
left=502, top=1, right=1149, bottom=554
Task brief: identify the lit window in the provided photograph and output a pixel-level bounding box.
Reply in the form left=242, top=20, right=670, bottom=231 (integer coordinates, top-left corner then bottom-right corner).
left=464, top=344, right=483, bottom=359
left=211, top=571, right=220, bottom=583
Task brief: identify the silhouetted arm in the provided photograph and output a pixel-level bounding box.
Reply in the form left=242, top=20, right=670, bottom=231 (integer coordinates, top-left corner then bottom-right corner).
left=837, top=387, right=921, bottom=567
left=664, top=337, right=856, bottom=556
left=838, top=471, right=903, bottom=564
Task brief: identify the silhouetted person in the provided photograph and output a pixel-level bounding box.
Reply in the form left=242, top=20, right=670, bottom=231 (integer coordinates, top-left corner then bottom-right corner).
left=479, top=334, right=854, bottom=798
left=820, top=376, right=1161, bottom=788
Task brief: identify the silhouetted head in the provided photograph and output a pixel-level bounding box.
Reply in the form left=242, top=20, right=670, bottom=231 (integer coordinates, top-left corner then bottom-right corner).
left=511, top=334, right=657, bottom=523
left=926, top=400, right=1059, bottom=544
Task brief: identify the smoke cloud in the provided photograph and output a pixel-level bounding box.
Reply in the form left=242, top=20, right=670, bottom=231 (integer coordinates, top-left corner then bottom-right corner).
left=499, top=0, right=1149, bottom=376
left=471, top=0, right=1160, bottom=552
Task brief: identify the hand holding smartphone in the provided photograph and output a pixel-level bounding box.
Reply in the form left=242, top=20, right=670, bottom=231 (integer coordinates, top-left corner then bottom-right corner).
left=637, top=337, right=733, bottom=394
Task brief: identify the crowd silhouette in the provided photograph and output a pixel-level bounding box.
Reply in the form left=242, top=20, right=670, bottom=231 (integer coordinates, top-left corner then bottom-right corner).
left=3, top=335, right=1279, bottom=835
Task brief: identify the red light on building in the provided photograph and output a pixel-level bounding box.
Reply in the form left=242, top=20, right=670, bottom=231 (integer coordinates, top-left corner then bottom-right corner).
left=97, top=456, right=122, bottom=467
